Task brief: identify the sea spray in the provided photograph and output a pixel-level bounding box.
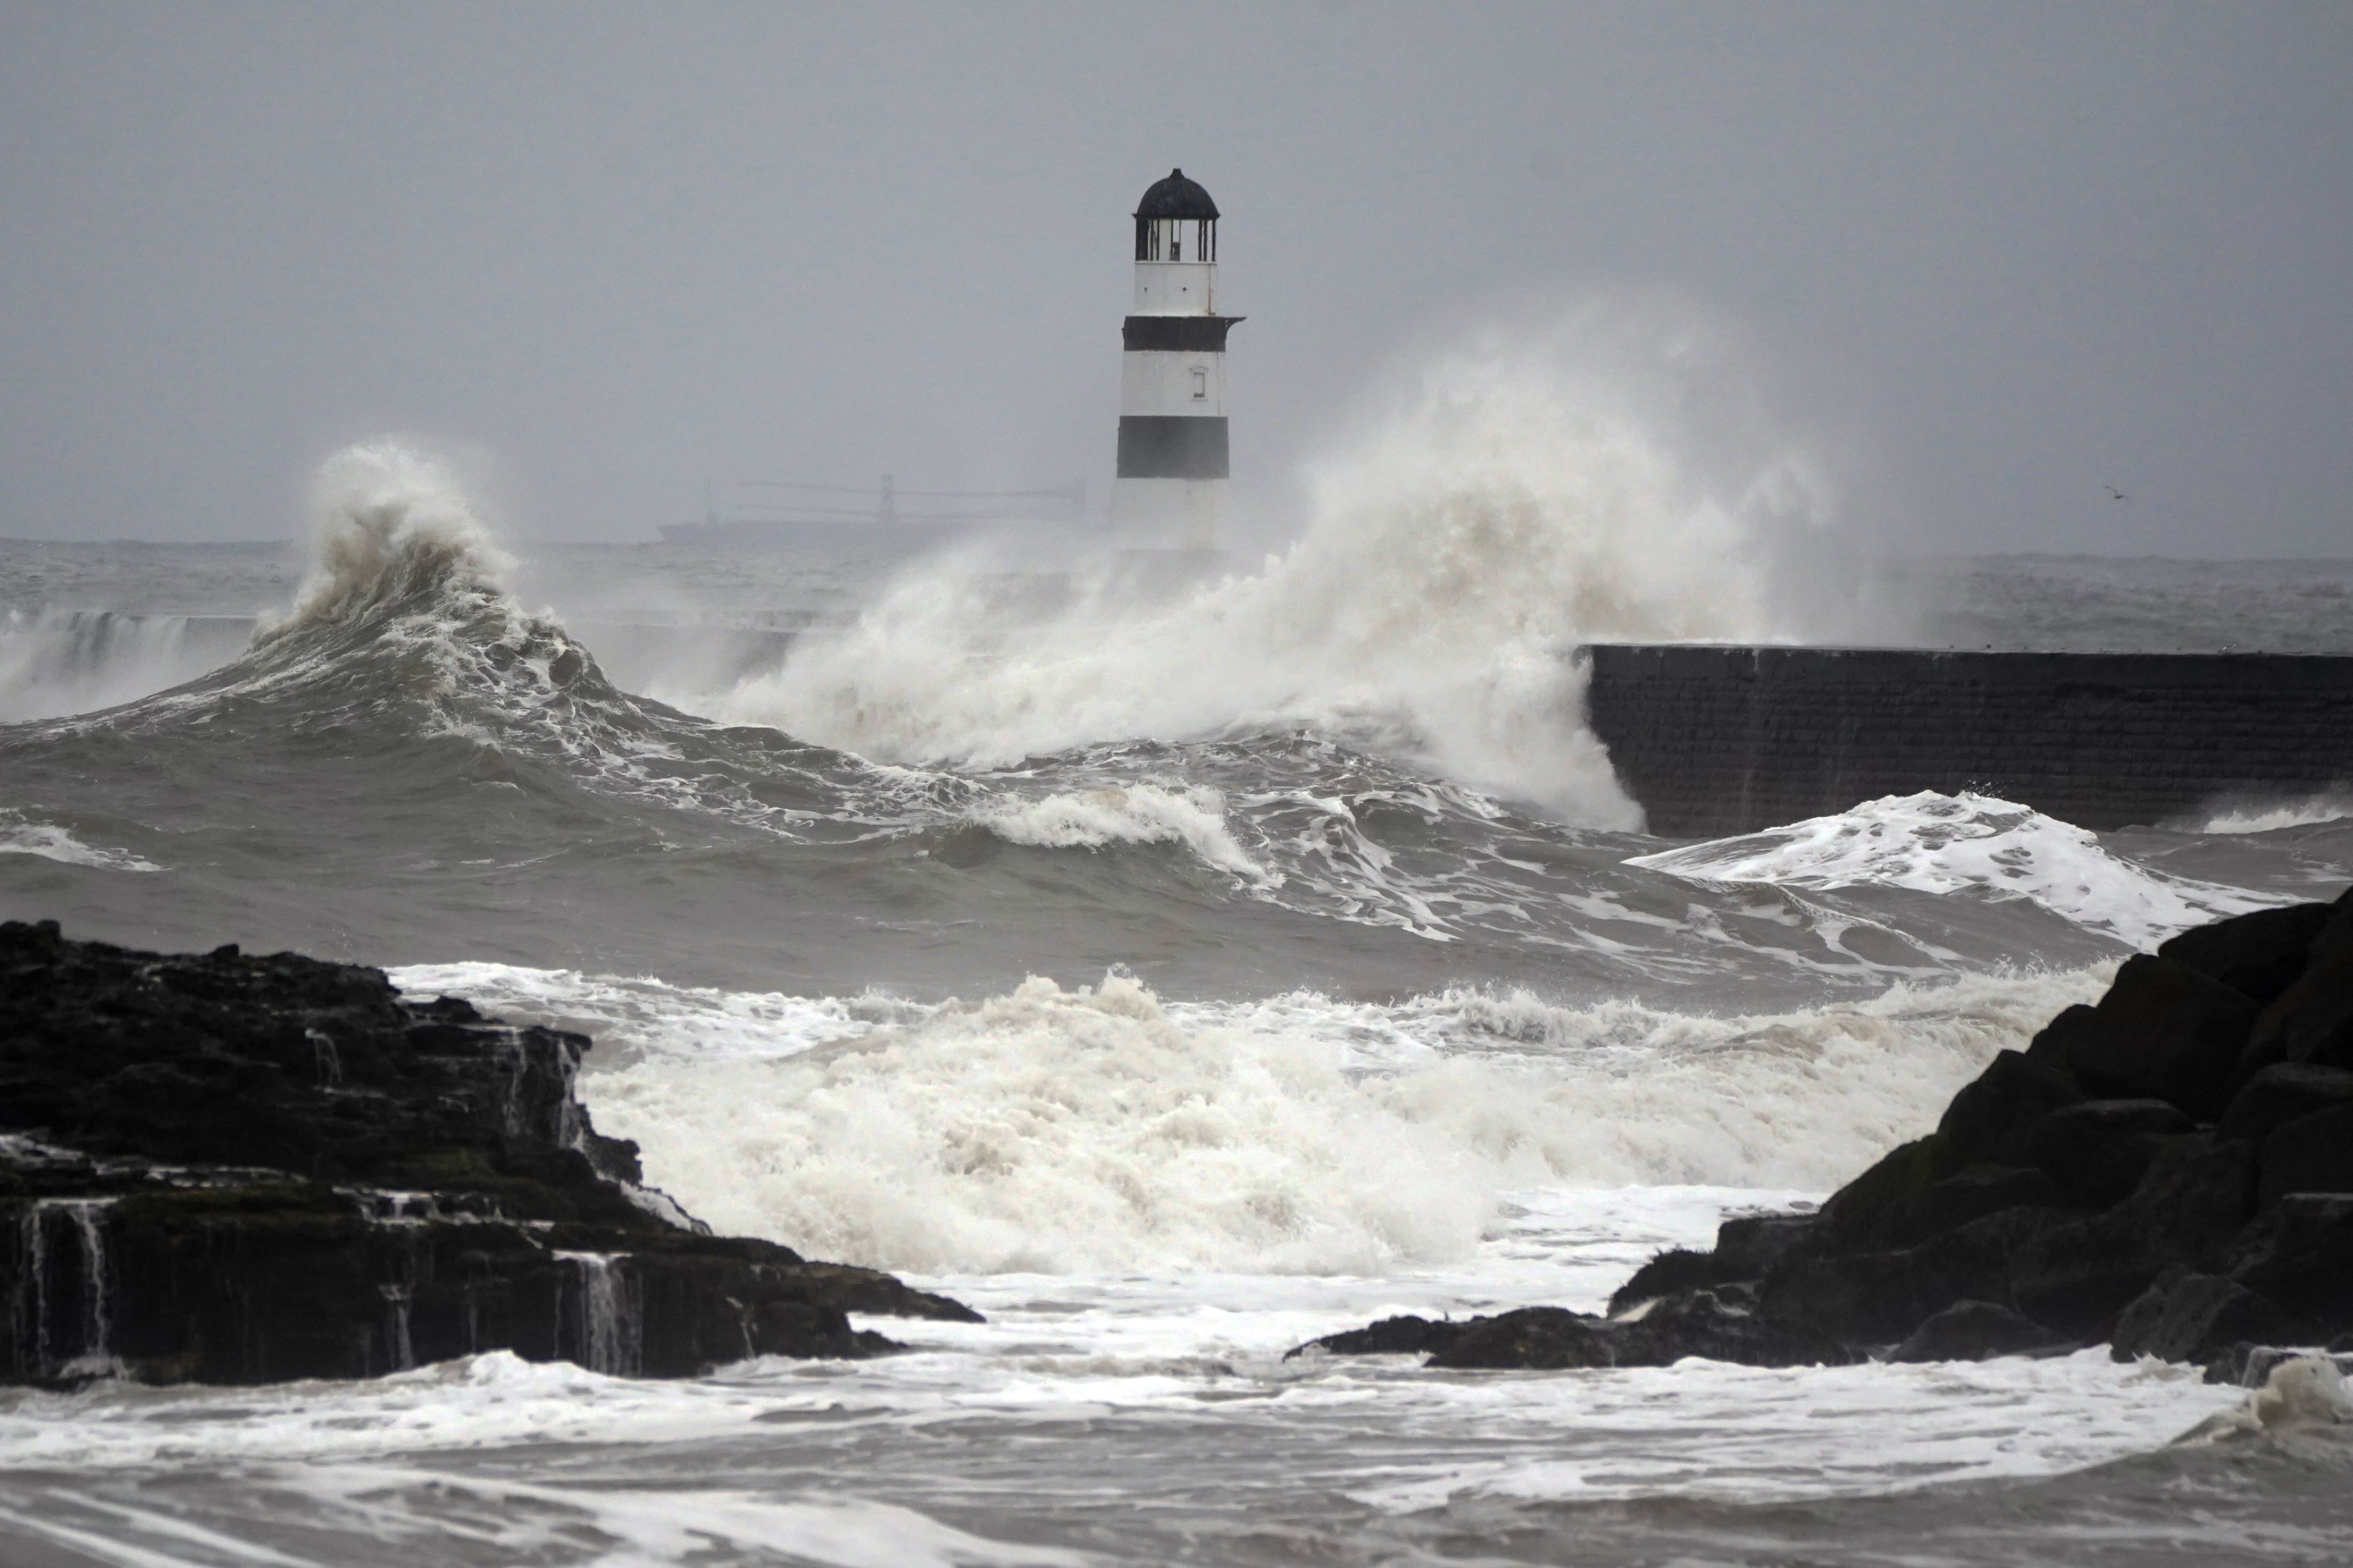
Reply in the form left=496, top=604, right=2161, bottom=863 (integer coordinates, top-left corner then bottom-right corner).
left=0, top=609, right=251, bottom=723
left=257, top=443, right=516, bottom=644
left=708, top=304, right=1877, bottom=824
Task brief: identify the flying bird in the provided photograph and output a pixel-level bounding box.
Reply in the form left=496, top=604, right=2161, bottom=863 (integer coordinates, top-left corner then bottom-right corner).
left=2105, top=486, right=2130, bottom=502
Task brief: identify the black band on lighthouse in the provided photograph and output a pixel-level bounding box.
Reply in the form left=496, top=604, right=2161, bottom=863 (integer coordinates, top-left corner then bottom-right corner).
left=1122, top=315, right=1244, bottom=353
left=1116, top=416, right=1230, bottom=480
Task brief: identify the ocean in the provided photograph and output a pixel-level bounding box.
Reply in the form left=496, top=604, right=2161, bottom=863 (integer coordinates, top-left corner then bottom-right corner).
left=2, top=442, right=2350, bottom=1565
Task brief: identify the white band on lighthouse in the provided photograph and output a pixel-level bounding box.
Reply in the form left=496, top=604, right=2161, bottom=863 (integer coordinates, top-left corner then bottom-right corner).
left=1113, top=169, right=1238, bottom=550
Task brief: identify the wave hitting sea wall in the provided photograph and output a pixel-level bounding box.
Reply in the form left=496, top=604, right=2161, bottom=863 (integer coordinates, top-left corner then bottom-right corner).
left=1582, top=645, right=2353, bottom=836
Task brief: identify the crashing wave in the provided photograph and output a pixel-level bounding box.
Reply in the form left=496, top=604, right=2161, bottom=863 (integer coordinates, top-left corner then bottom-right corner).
left=705, top=303, right=1886, bottom=827
left=968, top=783, right=1272, bottom=883
left=1625, top=790, right=2292, bottom=949
left=2188, top=790, right=2353, bottom=835
left=0, top=810, right=160, bottom=872
left=9, top=445, right=930, bottom=840
left=255, top=443, right=519, bottom=645
left=567, top=962, right=2108, bottom=1276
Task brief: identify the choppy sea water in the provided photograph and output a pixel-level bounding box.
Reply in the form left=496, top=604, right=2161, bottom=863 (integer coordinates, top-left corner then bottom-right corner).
left=3, top=445, right=2351, bottom=1564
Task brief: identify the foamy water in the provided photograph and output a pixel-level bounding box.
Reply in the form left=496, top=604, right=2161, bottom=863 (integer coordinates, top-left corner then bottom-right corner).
left=500, top=965, right=2099, bottom=1276
left=0, top=1181, right=2263, bottom=1566
left=0, top=809, right=160, bottom=872
left=4, top=410, right=2352, bottom=1564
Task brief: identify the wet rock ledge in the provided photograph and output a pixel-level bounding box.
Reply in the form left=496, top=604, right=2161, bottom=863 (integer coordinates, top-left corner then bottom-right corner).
left=1295, top=884, right=2353, bottom=1382
left=0, top=919, right=977, bottom=1386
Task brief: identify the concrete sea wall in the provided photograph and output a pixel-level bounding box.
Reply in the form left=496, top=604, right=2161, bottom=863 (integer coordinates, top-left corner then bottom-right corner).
left=1581, top=645, right=2353, bottom=837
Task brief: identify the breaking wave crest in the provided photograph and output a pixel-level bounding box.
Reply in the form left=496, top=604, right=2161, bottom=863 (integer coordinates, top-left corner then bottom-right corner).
left=0, top=809, right=161, bottom=872
left=2188, top=790, right=2353, bottom=835
left=969, top=784, right=1269, bottom=882
left=561, top=962, right=2109, bottom=1276
left=1627, top=791, right=2292, bottom=949
left=257, top=443, right=517, bottom=644
left=7, top=443, right=931, bottom=838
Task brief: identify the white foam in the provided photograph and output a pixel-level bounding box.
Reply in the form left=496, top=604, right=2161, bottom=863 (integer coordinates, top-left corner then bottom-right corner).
left=560, top=962, right=2105, bottom=1276
left=2179, top=1355, right=2353, bottom=1450
left=2191, top=790, right=2353, bottom=835
left=1627, top=791, right=2288, bottom=949
left=706, top=306, right=1873, bottom=825
left=388, top=962, right=923, bottom=1068
left=0, top=811, right=160, bottom=873
left=969, top=783, right=1270, bottom=882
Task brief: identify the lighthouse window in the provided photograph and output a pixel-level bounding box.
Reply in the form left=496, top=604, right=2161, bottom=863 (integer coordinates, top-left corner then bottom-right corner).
left=1191, top=367, right=1208, bottom=399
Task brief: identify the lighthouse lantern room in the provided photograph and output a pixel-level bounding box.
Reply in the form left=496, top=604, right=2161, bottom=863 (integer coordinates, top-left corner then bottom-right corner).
left=1113, top=169, right=1240, bottom=548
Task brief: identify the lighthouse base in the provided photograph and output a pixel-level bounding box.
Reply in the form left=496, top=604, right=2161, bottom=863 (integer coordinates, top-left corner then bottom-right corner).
left=1111, top=477, right=1226, bottom=550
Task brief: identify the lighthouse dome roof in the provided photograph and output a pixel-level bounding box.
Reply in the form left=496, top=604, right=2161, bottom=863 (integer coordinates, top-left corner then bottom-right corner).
left=1134, top=168, right=1219, bottom=220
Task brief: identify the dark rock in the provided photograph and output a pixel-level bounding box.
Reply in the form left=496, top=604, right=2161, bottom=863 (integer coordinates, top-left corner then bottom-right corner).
left=1713, top=1212, right=1816, bottom=1278
left=2109, top=1272, right=2302, bottom=1365
left=1938, top=1050, right=2084, bottom=1168
left=2010, top=1215, right=2158, bottom=1335
left=1760, top=1247, right=1914, bottom=1347
left=1889, top=1300, right=2072, bottom=1363
left=2158, top=902, right=2340, bottom=1007
left=1605, top=1248, right=1725, bottom=1314
left=2257, top=1102, right=2353, bottom=1208
left=1817, top=1134, right=1961, bottom=1252
left=1423, top=1307, right=1621, bottom=1370
left=2126, top=1134, right=2262, bottom=1259
left=1763, top=1205, right=2066, bottom=1349
left=2067, top=955, right=2260, bottom=1122
left=1898, top=1165, right=2071, bottom=1247
left=2240, top=908, right=2353, bottom=1077
left=2222, top=1194, right=2353, bottom=1327
left=1286, top=1314, right=1472, bottom=1360
left=2023, top=1004, right=2103, bottom=1071
left=2012, top=1136, right=2258, bottom=1334
left=2027, top=1100, right=2192, bottom=1206
left=0, top=921, right=978, bottom=1386
left=1606, top=1213, right=1817, bottom=1317
left=1428, top=1289, right=1847, bottom=1371
left=1898, top=1204, right=2071, bottom=1329
left=2218, top=1063, right=2353, bottom=1146
left=1300, top=896, right=2353, bottom=1380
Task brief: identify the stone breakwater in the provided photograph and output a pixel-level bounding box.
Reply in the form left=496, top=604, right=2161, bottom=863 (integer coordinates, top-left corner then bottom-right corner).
left=0, top=920, right=977, bottom=1386
left=1582, top=646, right=2353, bottom=835
left=1296, top=884, right=2353, bottom=1380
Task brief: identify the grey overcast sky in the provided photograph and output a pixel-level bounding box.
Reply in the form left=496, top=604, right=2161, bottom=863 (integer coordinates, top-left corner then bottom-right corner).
left=1, top=1, right=2347, bottom=556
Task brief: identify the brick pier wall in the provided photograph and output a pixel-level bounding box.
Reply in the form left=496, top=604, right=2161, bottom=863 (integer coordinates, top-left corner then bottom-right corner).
left=1580, top=645, right=2353, bottom=837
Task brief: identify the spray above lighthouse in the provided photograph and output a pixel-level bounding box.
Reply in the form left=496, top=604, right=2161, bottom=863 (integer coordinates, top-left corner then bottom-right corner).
left=1113, top=169, right=1240, bottom=549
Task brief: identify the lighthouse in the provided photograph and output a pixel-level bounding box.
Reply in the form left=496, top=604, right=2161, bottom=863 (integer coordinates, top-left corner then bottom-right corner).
left=1112, top=169, right=1240, bottom=549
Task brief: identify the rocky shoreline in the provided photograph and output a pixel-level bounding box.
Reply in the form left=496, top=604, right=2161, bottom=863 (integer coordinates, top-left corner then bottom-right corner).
left=12, top=890, right=2351, bottom=1393
left=1297, top=885, right=2353, bottom=1382
left=0, top=919, right=976, bottom=1386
